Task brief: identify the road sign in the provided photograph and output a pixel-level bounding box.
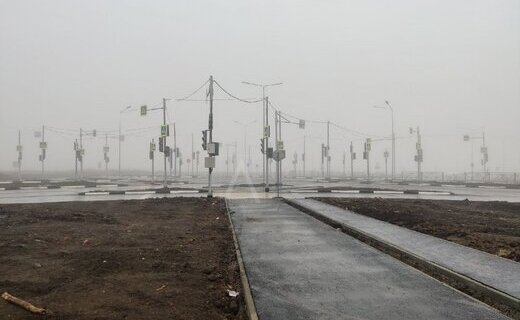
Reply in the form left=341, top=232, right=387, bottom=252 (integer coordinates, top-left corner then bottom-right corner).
left=161, top=125, right=169, bottom=137
left=40, top=142, right=47, bottom=149
left=140, top=105, right=147, bottom=116
left=205, top=156, right=216, bottom=168
left=208, top=142, right=219, bottom=156
left=273, top=149, right=286, bottom=161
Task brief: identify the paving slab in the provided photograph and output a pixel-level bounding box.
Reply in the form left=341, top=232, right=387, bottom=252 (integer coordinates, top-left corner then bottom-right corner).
left=228, top=199, right=508, bottom=320
left=288, top=199, right=520, bottom=307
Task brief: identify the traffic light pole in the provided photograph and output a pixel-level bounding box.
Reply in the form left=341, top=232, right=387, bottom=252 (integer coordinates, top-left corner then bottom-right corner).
left=162, top=98, right=168, bottom=188
left=208, top=76, right=214, bottom=197
left=303, top=135, right=306, bottom=178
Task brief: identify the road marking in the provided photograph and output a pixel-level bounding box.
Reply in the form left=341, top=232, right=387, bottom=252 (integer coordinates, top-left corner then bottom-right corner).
left=61, top=185, right=86, bottom=189
left=373, top=190, right=405, bottom=194
left=84, top=192, right=110, bottom=195
left=96, top=184, right=118, bottom=188
left=20, top=186, right=48, bottom=190
left=125, top=191, right=156, bottom=195
left=331, top=190, right=360, bottom=194
left=170, top=190, right=198, bottom=194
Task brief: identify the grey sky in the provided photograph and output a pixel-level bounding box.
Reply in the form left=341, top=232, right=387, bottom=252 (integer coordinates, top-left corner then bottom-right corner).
left=1, top=0, right=519, bottom=175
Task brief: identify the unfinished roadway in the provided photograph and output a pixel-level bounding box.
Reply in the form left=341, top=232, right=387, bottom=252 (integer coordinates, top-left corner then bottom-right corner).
left=228, top=198, right=513, bottom=320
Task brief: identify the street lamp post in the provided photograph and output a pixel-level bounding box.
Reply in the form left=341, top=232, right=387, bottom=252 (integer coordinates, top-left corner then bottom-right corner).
left=242, top=81, right=283, bottom=192
left=374, top=101, right=395, bottom=180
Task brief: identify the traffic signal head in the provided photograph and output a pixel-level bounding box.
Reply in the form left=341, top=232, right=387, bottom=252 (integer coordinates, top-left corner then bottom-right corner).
left=202, top=130, right=208, bottom=150
left=260, top=138, right=265, bottom=154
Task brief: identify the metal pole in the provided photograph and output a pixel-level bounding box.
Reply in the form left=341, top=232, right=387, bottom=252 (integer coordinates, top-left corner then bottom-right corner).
left=191, top=133, right=194, bottom=177
left=350, top=142, right=354, bottom=179
left=80, top=128, right=83, bottom=179
left=274, top=111, right=280, bottom=197
left=417, top=126, right=421, bottom=182
left=74, top=139, right=78, bottom=180
left=326, top=120, right=330, bottom=179
left=118, top=116, right=121, bottom=178
left=262, top=87, right=266, bottom=190
left=391, top=109, right=395, bottom=180
left=17, top=130, right=21, bottom=181
left=152, top=139, right=155, bottom=183
left=162, top=98, right=167, bottom=188
left=265, top=96, right=270, bottom=192
left=41, top=125, right=45, bottom=180
left=105, top=133, right=108, bottom=179
left=208, top=76, right=214, bottom=197
left=174, top=122, right=177, bottom=178
left=303, top=135, right=306, bottom=178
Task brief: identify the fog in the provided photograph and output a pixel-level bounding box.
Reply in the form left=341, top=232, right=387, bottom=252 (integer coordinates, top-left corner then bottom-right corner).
left=1, top=0, right=519, bottom=177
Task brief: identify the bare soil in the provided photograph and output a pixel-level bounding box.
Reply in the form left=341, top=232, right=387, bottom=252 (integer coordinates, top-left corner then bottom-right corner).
left=0, top=198, right=245, bottom=319
left=314, top=198, right=520, bottom=262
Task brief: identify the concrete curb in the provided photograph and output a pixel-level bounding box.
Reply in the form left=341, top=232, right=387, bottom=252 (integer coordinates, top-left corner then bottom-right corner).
left=284, top=198, right=519, bottom=319
left=224, top=199, right=259, bottom=320
left=79, top=189, right=202, bottom=196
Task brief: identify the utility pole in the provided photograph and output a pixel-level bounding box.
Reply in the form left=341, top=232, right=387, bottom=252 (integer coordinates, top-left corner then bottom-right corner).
left=350, top=142, right=356, bottom=179
left=103, top=134, right=110, bottom=178
left=321, top=144, right=325, bottom=178
left=203, top=76, right=219, bottom=198
left=39, top=125, right=47, bottom=180
left=16, top=130, right=22, bottom=181
left=410, top=126, right=423, bottom=182
left=150, top=139, right=155, bottom=183
left=363, top=138, right=371, bottom=180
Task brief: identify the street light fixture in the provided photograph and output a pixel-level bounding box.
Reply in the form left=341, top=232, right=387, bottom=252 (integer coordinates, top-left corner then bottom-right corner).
left=241, top=81, right=283, bottom=192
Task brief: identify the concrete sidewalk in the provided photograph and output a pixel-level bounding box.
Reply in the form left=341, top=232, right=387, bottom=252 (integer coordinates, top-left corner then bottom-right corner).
left=228, top=199, right=508, bottom=320
left=288, top=199, right=520, bottom=312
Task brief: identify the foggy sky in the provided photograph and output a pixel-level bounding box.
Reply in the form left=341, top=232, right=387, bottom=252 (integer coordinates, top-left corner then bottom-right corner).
left=1, top=0, right=519, bottom=176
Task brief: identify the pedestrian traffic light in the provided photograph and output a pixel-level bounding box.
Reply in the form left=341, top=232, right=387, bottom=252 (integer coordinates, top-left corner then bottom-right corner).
left=202, top=130, right=208, bottom=150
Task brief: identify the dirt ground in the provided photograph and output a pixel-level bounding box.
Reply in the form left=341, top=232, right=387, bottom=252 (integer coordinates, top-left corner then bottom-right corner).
left=0, top=198, right=246, bottom=320
left=314, top=198, right=520, bottom=262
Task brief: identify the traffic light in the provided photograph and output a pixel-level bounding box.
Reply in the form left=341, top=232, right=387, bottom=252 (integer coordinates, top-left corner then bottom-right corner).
left=260, top=138, right=265, bottom=154
left=202, top=130, right=208, bottom=150
left=159, top=137, right=164, bottom=152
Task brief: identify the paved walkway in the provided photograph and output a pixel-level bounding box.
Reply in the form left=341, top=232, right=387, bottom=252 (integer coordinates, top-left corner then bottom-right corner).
left=289, top=198, right=520, bottom=301
left=228, top=199, right=508, bottom=320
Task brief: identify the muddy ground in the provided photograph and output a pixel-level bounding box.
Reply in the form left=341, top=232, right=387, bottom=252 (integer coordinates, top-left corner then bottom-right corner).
left=0, top=198, right=245, bottom=320
left=314, top=198, right=520, bottom=262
